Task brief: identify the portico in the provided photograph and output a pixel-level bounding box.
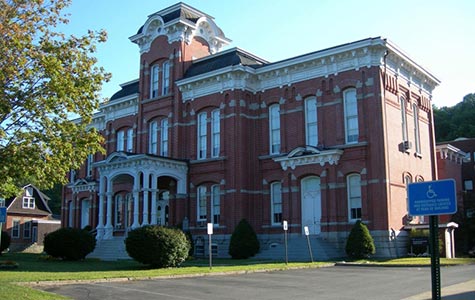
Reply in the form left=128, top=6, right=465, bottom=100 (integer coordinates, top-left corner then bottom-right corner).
left=93, top=152, right=188, bottom=240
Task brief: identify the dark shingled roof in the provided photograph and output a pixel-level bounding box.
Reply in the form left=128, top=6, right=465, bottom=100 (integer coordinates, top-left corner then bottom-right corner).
left=136, top=3, right=206, bottom=35
left=110, top=80, right=139, bottom=101
left=184, top=49, right=268, bottom=78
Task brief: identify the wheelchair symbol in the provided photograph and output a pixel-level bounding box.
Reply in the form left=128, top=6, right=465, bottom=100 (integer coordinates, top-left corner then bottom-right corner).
left=426, top=185, right=437, bottom=199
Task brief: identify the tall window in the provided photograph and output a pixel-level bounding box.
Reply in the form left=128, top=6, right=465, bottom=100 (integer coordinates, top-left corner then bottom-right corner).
left=413, top=104, right=421, bottom=154
left=12, top=220, right=20, bottom=238
left=68, top=201, right=74, bottom=227
left=400, top=97, right=408, bottom=142
left=305, top=97, right=318, bottom=146
left=126, top=128, right=134, bottom=152
left=271, top=182, right=282, bottom=224
left=23, top=220, right=31, bottom=239
left=197, top=186, right=207, bottom=221
left=150, top=65, right=159, bottom=98
left=115, top=195, right=123, bottom=229
left=211, top=109, right=220, bottom=157
left=344, top=88, right=358, bottom=144
left=347, top=174, right=362, bottom=220
left=269, top=104, right=281, bottom=154
left=162, top=61, right=170, bottom=95
left=86, top=154, right=94, bottom=177
left=116, top=130, right=125, bottom=151
left=160, top=119, right=169, bottom=156
left=197, top=112, right=207, bottom=159
left=149, top=121, right=158, bottom=154
left=211, top=184, right=220, bottom=225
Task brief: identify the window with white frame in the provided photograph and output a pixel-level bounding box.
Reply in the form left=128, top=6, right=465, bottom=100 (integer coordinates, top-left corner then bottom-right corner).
left=211, top=184, right=220, bottom=225
left=305, top=97, right=318, bottom=146
left=197, top=186, right=207, bottom=221
left=86, top=154, right=93, bottom=177
left=344, top=88, right=359, bottom=144
left=150, top=65, right=159, bottom=98
left=23, top=220, right=31, bottom=239
left=12, top=220, right=20, bottom=238
left=22, top=196, right=35, bottom=209
left=116, top=130, right=125, bottom=151
left=115, top=195, right=123, bottom=229
left=400, top=97, right=408, bottom=142
left=126, top=128, right=134, bottom=152
left=269, top=104, right=281, bottom=154
left=149, top=121, right=158, bottom=154
left=68, top=201, right=74, bottom=227
left=413, top=104, right=421, bottom=154
left=197, top=112, right=207, bottom=159
left=347, top=174, right=362, bottom=220
left=160, top=119, right=169, bottom=156
left=162, top=61, right=170, bottom=95
left=271, top=182, right=282, bottom=224
left=211, top=109, right=220, bottom=157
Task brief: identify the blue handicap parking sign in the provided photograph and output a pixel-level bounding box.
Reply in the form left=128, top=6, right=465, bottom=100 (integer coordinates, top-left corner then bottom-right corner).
left=407, top=179, right=457, bottom=216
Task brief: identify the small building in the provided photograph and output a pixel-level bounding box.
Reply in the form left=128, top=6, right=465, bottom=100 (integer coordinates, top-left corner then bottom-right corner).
left=5, top=184, right=60, bottom=251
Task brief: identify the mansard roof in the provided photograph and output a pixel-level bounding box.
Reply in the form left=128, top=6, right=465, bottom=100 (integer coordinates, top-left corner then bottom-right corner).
left=109, top=79, right=139, bottom=101
left=184, top=48, right=268, bottom=78
left=136, top=2, right=214, bottom=35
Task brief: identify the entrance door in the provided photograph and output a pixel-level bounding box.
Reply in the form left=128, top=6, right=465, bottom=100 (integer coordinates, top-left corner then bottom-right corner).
left=301, top=176, right=321, bottom=235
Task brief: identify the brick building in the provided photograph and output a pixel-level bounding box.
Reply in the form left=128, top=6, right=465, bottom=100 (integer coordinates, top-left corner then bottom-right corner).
left=62, top=3, right=440, bottom=260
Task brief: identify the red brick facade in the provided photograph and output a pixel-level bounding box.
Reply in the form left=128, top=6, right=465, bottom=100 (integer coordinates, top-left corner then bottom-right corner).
left=62, top=3, right=440, bottom=258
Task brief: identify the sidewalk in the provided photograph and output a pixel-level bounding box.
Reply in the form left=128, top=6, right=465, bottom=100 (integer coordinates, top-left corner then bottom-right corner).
left=403, top=279, right=475, bottom=300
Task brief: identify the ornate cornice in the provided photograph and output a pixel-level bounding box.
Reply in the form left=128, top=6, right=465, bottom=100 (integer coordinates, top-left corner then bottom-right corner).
left=273, top=146, right=344, bottom=171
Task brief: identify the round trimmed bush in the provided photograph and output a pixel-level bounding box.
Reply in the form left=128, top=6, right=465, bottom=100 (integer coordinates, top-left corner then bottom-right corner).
left=125, top=225, right=190, bottom=268
left=1, top=231, right=11, bottom=254
left=228, top=219, right=260, bottom=259
left=44, top=227, right=96, bottom=260
left=345, top=220, right=376, bottom=259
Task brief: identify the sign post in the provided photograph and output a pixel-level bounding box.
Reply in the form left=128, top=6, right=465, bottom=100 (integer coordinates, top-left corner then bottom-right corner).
left=207, top=223, right=213, bottom=270
left=304, top=226, right=313, bottom=263
left=408, top=179, right=456, bottom=300
left=283, top=220, right=288, bottom=265
left=0, top=201, right=6, bottom=253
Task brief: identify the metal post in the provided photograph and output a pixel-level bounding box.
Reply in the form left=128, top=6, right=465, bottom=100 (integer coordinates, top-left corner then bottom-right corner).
left=429, top=215, right=441, bottom=300
left=283, top=220, right=288, bottom=265
left=209, top=233, right=212, bottom=270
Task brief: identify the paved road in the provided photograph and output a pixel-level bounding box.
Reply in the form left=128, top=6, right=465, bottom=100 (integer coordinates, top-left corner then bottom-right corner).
left=38, top=265, right=475, bottom=300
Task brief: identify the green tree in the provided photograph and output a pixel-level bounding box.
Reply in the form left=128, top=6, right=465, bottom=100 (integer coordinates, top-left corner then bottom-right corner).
left=0, top=0, right=109, bottom=197
left=434, top=93, right=475, bottom=142
left=228, top=219, right=260, bottom=259
left=345, top=220, right=376, bottom=259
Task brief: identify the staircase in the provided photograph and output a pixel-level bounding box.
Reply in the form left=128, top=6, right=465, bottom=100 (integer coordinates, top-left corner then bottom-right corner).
left=87, top=237, right=131, bottom=261
left=255, top=235, right=344, bottom=262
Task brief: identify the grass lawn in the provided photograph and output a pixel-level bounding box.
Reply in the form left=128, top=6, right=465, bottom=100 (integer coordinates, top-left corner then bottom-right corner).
left=0, top=253, right=473, bottom=300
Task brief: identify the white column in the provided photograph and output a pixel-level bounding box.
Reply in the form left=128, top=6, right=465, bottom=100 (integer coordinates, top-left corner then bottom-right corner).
left=150, top=175, right=158, bottom=225
left=104, top=179, right=113, bottom=239
left=95, top=176, right=105, bottom=240
left=131, top=173, right=140, bottom=229
left=142, top=172, right=150, bottom=226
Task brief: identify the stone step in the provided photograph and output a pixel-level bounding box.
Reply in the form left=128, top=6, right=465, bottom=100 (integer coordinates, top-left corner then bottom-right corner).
left=88, top=238, right=131, bottom=261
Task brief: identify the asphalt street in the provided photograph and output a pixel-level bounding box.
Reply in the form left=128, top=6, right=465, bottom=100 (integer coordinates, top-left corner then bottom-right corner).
left=37, top=265, right=475, bottom=300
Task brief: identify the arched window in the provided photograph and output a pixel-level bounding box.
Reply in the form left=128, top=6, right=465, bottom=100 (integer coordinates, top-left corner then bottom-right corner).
left=305, top=97, right=318, bottom=146
left=160, top=118, right=168, bottom=156
left=162, top=61, right=170, bottom=95
left=269, top=104, right=281, bottom=154
left=150, top=65, right=159, bottom=98
left=400, top=97, right=408, bottom=142
left=197, top=186, right=207, bottom=221
left=197, top=112, right=207, bottom=159
left=413, top=104, right=421, bottom=154
left=211, top=184, right=220, bottom=225
left=344, top=88, right=358, bottom=143
left=149, top=121, right=158, bottom=154
left=271, top=182, right=282, bottom=224
left=347, top=174, right=362, bottom=220
left=211, top=109, right=220, bottom=157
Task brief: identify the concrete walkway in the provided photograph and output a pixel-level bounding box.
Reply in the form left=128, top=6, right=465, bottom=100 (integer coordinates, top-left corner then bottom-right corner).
left=403, top=279, right=475, bottom=300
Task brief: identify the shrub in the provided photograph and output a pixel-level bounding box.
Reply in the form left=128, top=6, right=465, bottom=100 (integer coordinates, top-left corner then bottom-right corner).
left=228, top=219, right=260, bottom=259
left=125, top=225, right=190, bottom=268
left=345, top=220, right=376, bottom=259
left=44, top=227, right=96, bottom=260
left=1, top=231, right=11, bottom=254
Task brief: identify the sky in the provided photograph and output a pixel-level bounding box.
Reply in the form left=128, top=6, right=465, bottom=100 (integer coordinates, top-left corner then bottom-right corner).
left=61, top=0, right=475, bottom=108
